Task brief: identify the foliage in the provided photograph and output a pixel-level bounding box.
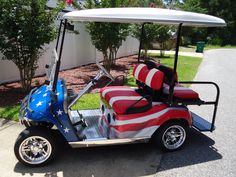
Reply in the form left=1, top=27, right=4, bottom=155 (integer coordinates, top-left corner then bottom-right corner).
left=175, top=0, right=207, bottom=45
left=0, top=0, right=62, bottom=92
left=137, top=0, right=163, bottom=7
left=130, top=24, right=172, bottom=58
left=0, top=105, right=20, bottom=121
left=198, top=0, right=236, bottom=45
left=168, top=0, right=236, bottom=46
left=83, top=0, right=131, bottom=72
left=129, top=0, right=172, bottom=58
left=179, top=44, right=236, bottom=53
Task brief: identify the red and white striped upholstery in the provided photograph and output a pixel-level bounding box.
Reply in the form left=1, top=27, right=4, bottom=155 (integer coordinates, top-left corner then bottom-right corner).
left=100, top=86, right=149, bottom=114
left=163, top=83, right=199, bottom=100
left=99, top=102, right=191, bottom=138
left=132, top=64, right=164, bottom=91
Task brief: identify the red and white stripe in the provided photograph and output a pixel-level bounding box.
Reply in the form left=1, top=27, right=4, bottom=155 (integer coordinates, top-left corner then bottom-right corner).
left=163, top=84, right=199, bottom=99
left=110, top=126, right=159, bottom=138
left=132, top=64, right=164, bottom=90
left=109, top=96, right=144, bottom=107
left=99, top=106, right=191, bottom=138
left=110, top=107, right=187, bottom=126
left=101, top=87, right=134, bottom=98
left=100, top=86, right=149, bottom=114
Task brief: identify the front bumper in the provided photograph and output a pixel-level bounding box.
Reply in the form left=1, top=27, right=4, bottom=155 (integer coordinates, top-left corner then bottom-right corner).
left=19, top=88, right=37, bottom=123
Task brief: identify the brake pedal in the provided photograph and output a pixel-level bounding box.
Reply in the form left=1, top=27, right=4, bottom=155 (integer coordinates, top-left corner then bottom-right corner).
left=73, top=118, right=88, bottom=127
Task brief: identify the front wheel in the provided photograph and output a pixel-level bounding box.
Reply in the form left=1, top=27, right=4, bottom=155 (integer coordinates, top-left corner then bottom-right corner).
left=14, top=127, right=57, bottom=167
left=153, top=121, right=188, bottom=151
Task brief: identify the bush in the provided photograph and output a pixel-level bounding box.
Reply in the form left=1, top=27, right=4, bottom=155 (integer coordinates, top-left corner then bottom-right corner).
left=84, top=0, right=130, bottom=72
left=0, top=0, right=61, bottom=91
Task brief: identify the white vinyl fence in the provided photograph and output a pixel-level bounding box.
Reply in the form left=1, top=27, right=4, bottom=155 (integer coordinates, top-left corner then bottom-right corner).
left=0, top=23, right=139, bottom=84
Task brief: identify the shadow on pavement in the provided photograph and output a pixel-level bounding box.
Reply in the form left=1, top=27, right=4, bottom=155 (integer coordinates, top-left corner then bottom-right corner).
left=14, top=129, right=222, bottom=177
left=157, top=129, right=222, bottom=172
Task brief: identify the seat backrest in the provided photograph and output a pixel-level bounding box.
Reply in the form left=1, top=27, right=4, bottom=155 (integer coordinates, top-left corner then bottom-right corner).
left=132, top=63, right=164, bottom=91
left=144, top=60, right=178, bottom=85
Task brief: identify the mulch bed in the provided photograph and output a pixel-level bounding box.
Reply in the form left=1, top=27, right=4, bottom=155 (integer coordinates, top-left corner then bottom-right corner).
left=0, top=55, right=139, bottom=107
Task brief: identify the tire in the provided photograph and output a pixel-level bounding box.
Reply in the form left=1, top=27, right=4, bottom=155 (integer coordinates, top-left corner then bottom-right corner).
left=14, top=126, right=57, bottom=167
left=153, top=121, right=188, bottom=152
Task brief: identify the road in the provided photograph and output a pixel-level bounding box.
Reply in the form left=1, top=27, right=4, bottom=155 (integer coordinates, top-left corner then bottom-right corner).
left=0, top=49, right=235, bottom=177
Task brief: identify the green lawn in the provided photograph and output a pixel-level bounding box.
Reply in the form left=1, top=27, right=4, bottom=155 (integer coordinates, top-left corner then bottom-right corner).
left=0, top=105, right=20, bottom=121
left=71, top=93, right=100, bottom=110
left=179, top=44, right=236, bottom=52
left=0, top=55, right=202, bottom=121
left=0, top=93, right=100, bottom=121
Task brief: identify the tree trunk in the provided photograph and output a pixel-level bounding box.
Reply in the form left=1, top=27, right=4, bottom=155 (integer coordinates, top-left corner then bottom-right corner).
left=103, top=52, right=111, bottom=73
left=144, top=45, right=148, bottom=61
left=160, top=43, right=165, bottom=57
left=16, top=54, right=37, bottom=92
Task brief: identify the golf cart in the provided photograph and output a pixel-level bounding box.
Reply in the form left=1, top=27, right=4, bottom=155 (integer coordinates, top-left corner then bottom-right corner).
left=14, top=8, right=226, bottom=166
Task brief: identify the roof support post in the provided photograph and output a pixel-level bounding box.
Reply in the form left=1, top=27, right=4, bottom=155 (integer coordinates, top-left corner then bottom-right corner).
left=169, top=23, right=183, bottom=105
left=56, top=20, right=63, bottom=51
left=138, top=23, right=146, bottom=63
left=52, top=19, right=67, bottom=93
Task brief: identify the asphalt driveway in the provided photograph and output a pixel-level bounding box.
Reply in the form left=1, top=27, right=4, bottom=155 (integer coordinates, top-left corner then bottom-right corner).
left=0, top=49, right=236, bottom=177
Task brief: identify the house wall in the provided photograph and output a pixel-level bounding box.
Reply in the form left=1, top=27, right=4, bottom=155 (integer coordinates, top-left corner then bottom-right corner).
left=0, top=23, right=139, bottom=84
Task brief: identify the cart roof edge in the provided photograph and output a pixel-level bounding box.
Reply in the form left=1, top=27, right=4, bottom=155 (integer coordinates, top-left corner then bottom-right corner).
left=63, top=8, right=226, bottom=27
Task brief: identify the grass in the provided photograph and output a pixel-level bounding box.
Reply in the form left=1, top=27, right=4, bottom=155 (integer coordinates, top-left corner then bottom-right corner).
left=0, top=105, right=20, bottom=121
left=0, top=93, right=100, bottom=121
left=0, top=55, right=202, bottom=121
left=125, top=55, right=202, bottom=86
left=71, top=93, right=100, bottom=110
left=179, top=44, right=236, bottom=52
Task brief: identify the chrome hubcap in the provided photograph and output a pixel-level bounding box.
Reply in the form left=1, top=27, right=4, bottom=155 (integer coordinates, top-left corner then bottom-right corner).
left=19, top=136, right=52, bottom=164
left=162, top=125, right=186, bottom=150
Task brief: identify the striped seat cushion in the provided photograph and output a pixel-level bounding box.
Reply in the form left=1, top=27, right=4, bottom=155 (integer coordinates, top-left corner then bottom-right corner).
left=132, top=64, right=164, bottom=91
left=163, top=84, right=199, bottom=100
left=100, top=86, right=150, bottom=115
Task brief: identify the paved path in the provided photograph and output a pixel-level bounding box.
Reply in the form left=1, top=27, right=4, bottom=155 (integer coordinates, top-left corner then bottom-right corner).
left=148, top=50, right=203, bottom=58
left=156, top=49, right=236, bottom=177
left=0, top=49, right=235, bottom=177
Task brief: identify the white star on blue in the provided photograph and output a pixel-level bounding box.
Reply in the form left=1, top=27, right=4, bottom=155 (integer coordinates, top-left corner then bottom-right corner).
left=64, top=127, right=70, bottom=133
left=36, top=101, right=43, bottom=107
left=57, top=109, right=63, bottom=116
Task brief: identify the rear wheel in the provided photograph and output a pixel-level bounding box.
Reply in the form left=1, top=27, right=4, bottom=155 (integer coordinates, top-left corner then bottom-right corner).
left=14, top=127, right=57, bottom=167
left=153, top=121, right=188, bottom=151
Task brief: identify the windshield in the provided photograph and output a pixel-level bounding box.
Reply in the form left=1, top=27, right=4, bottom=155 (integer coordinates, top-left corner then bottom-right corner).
left=45, top=48, right=59, bottom=90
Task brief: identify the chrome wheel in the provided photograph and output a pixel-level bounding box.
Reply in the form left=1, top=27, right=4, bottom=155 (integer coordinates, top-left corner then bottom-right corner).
left=19, top=136, right=52, bottom=165
left=162, top=125, right=186, bottom=150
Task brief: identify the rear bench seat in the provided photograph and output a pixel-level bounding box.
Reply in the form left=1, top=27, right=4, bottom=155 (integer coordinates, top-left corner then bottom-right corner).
left=100, top=61, right=200, bottom=116
left=144, top=60, right=200, bottom=101
left=100, top=64, right=164, bottom=115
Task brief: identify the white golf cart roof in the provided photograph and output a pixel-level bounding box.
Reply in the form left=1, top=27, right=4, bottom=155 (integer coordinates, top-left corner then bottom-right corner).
left=63, top=8, right=226, bottom=27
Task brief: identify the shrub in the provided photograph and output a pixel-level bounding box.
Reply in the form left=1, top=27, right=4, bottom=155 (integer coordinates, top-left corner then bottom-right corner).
left=0, top=0, right=61, bottom=91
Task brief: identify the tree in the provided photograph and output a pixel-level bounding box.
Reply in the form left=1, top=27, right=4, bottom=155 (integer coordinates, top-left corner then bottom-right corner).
left=131, top=24, right=172, bottom=58
left=0, top=0, right=61, bottom=91
left=176, top=0, right=207, bottom=45
left=198, top=0, right=236, bottom=45
left=83, top=0, right=132, bottom=71
left=172, top=0, right=236, bottom=45
left=130, top=0, right=172, bottom=58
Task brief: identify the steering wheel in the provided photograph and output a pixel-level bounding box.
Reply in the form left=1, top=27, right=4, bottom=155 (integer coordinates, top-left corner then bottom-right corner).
left=96, top=62, right=114, bottom=81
